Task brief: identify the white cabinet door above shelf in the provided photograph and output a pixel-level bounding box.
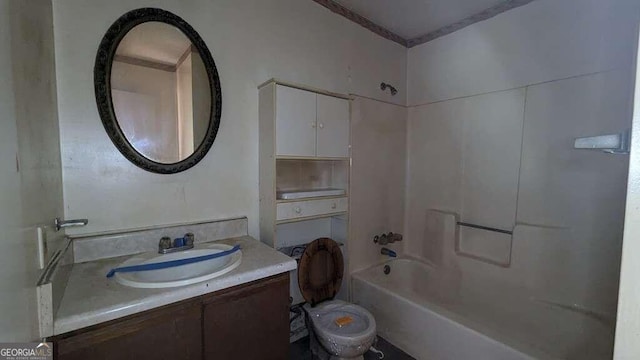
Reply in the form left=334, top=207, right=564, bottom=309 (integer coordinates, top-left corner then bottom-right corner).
left=275, top=85, right=316, bottom=157
left=317, top=94, right=350, bottom=158
left=274, top=85, right=349, bottom=158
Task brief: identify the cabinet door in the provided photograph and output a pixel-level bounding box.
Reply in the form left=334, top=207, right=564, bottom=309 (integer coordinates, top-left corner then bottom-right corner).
left=203, top=273, right=289, bottom=360
left=53, top=300, right=202, bottom=360
left=276, top=85, right=317, bottom=157
left=316, top=94, right=350, bottom=158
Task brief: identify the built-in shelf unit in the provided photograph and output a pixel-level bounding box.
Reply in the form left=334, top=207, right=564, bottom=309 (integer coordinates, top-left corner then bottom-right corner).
left=259, top=79, right=351, bottom=305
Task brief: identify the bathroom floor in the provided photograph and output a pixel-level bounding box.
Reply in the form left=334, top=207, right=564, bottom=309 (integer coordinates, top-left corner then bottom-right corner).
left=290, top=336, right=415, bottom=360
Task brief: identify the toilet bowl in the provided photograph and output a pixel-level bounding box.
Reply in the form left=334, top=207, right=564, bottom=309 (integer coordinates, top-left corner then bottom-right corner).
left=305, top=300, right=377, bottom=360
left=298, top=238, right=377, bottom=360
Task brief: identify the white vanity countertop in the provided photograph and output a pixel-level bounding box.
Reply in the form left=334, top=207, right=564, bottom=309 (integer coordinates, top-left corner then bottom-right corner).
left=53, top=236, right=296, bottom=335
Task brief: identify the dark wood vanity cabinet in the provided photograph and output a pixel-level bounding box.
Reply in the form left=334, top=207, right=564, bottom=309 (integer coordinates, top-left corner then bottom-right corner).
left=51, top=299, right=203, bottom=360
left=203, top=272, right=290, bottom=360
left=51, top=273, right=290, bottom=360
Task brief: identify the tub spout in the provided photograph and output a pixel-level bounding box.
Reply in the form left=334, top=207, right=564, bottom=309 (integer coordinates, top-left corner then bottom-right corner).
left=381, top=248, right=397, bottom=258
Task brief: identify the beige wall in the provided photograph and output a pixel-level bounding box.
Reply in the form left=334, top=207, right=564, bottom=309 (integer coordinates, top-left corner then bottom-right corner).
left=614, top=27, right=640, bottom=360
left=349, top=97, right=407, bottom=273
left=0, top=0, right=64, bottom=341
left=53, top=0, right=407, bottom=238
left=405, top=0, right=637, bottom=322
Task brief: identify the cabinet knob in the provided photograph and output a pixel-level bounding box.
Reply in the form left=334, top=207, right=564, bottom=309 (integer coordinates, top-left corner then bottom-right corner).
left=318, top=123, right=324, bottom=129
left=331, top=203, right=337, bottom=210
left=294, top=207, right=302, bottom=214
left=311, top=122, right=317, bottom=128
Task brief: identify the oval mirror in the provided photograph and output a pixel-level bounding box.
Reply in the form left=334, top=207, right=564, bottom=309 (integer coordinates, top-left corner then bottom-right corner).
left=94, top=8, right=221, bottom=174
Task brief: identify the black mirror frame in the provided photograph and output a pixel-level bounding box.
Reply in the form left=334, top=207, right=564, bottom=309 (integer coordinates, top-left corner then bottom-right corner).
left=94, top=8, right=222, bottom=174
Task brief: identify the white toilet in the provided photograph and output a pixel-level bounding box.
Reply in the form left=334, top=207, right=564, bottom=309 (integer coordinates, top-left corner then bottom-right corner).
left=298, top=238, right=377, bottom=360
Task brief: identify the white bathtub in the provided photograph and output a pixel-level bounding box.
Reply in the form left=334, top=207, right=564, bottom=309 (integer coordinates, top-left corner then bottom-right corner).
left=352, top=258, right=614, bottom=360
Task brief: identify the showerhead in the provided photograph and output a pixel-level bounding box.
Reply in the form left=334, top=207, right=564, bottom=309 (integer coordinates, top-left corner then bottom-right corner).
left=380, top=82, right=398, bottom=96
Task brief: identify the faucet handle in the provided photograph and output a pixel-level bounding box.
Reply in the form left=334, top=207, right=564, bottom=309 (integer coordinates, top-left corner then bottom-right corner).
left=373, top=234, right=390, bottom=245
left=388, top=232, right=403, bottom=243
left=159, top=236, right=172, bottom=252
left=184, top=233, right=195, bottom=247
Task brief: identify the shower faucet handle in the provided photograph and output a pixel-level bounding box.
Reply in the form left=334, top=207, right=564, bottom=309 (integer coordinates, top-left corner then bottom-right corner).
left=373, top=232, right=403, bottom=245
left=389, top=232, right=403, bottom=243
left=373, top=233, right=390, bottom=245
left=373, top=234, right=384, bottom=245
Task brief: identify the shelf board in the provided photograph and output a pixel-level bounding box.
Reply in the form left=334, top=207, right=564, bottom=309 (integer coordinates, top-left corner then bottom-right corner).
left=276, top=212, right=348, bottom=225
left=276, top=195, right=348, bottom=204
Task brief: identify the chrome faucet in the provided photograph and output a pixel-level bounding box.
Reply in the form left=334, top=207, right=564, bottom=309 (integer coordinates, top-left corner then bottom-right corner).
left=158, top=233, right=195, bottom=254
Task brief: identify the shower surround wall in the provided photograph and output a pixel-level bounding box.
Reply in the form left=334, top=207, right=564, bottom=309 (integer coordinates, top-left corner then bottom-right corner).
left=349, top=97, right=407, bottom=274
left=405, top=0, right=637, bottom=322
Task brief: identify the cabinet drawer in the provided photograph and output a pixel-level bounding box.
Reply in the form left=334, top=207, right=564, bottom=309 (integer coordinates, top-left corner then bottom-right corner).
left=277, top=197, right=348, bottom=221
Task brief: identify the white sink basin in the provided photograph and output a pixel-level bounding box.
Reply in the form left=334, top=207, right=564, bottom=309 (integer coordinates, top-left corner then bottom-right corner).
left=114, top=243, right=242, bottom=288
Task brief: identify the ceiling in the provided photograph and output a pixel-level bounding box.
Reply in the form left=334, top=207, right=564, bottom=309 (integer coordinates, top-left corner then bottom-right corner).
left=317, top=0, right=534, bottom=47
left=333, top=0, right=506, bottom=39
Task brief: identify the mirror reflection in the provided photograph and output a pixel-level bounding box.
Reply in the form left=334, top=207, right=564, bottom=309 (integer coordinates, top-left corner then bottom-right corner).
left=111, top=21, right=211, bottom=164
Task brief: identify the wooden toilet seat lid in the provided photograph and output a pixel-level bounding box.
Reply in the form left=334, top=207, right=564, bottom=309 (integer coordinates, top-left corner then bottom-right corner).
left=298, top=238, right=344, bottom=306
